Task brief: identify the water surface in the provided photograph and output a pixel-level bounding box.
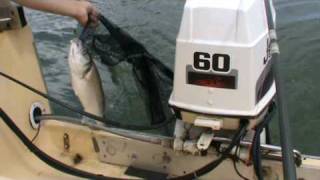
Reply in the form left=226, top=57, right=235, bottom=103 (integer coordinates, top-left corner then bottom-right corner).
left=25, top=0, right=320, bottom=155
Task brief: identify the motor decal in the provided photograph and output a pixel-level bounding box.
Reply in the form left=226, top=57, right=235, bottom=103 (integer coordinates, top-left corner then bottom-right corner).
left=187, top=52, right=237, bottom=89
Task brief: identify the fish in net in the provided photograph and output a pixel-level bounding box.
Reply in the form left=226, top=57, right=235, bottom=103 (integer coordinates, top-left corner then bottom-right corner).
left=80, top=15, right=175, bottom=134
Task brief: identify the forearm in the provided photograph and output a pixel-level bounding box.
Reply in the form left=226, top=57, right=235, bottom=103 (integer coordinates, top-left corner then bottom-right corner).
left=12, top=0, right=98, bottom=26
left=13, top=0, right=80, bottom=18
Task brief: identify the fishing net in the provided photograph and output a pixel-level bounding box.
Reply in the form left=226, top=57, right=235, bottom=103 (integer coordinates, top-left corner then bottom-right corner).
left=81, top=15, right=175, bottom=134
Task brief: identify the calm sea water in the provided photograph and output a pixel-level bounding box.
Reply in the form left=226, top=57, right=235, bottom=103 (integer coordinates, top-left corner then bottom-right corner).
left=25, top=0, right=320, bottom=155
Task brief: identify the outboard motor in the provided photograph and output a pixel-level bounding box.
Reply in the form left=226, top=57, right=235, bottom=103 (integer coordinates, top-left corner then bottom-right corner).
left=170, top=0, right=276, bottom=132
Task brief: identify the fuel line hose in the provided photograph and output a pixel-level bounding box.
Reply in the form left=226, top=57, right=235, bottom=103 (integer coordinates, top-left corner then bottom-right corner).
left=0, top=71, right=175, bottom=131
left=0, top=108, right=121, bottom=180
left=0, top=108, right=248, bottom=180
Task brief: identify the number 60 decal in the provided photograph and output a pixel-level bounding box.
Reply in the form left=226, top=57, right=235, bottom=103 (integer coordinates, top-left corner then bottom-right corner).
left=193, top=52, right=230, bottom=73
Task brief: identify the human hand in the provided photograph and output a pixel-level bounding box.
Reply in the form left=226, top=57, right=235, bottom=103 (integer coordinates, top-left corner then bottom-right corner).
left=72, top=0, right=99, bottom=27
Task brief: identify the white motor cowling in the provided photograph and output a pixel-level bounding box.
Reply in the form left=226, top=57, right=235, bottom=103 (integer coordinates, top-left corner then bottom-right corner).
left=169, top=0, right=276, bottom=130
